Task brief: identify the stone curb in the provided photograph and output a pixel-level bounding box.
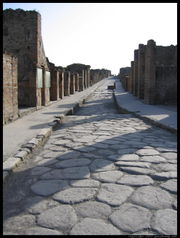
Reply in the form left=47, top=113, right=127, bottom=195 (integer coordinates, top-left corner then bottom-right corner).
left=3, top=80, right=105, bottom=183
left=113, top=91, right=177, bottom=134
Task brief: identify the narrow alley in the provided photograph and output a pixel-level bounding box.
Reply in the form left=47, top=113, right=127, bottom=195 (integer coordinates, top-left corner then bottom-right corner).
left=3, top=80, right=177, bottom=235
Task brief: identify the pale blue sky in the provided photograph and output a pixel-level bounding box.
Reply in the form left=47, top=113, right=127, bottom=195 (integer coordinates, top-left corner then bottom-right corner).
left=3, top=3, right=177, bottom=74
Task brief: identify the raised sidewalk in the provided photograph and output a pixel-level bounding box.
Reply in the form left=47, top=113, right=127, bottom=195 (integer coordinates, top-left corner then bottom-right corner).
left=113, top=78, right=177, bottom=134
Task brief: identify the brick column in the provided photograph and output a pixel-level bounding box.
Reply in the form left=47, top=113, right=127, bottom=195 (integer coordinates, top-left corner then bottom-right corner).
left=129, top=61, right=134, bottom=93
left=137, top=44, right=146, bottom=99
left=144, top=39, right=156, bottom=104
left=75, top=73, right=79, bottom=91
left=133, top=50, right=138, bottom=96
left=79, top=70, right=84, bottom=91
left=59, top=70, right=64, bottom=99
left=70, top=73, right=75, bottom=94
left=64, top=71, right=70, bottom=96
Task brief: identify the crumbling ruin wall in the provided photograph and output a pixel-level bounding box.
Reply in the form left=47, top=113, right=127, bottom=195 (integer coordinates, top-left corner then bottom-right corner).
left=120, top=40, right=177, bottom=105
left=3, top=53, right=18, bottom=124
left=3, top=9, right=50, bottom=107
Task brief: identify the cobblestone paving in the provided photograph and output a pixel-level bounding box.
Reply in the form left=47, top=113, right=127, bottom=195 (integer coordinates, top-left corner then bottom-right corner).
left=3, top=81, right=177, bottom=235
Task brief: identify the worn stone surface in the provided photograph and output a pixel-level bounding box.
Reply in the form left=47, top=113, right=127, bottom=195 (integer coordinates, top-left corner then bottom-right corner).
left=110, top=203, right=152, bottom=232
left=54, top=158, right=91, bottom=168
left=136, top=149, right=160, bottom=156
left=37, top=205, right=77, bottom=230
left=25, top=227, right=63, bottom=235
left=97, top=183, right=134, bottom=206
left=160, top=179, right=177, bottom=193
left=70, top=218, right=122, bottom=235
left=74, top=201, right=112, bottom=219
left=117, top=174, right=154, bottom=186
left=108, top=153, right=139, bottom=161
left=53, top=187, right=98, bottom=204
left=31, top=180, right=68, bottom=196
left=4, top=215, right=36, bottom=231
left=151, top=209, right=177, bottom=235
left=92, top=170, right=124, bottom=183
left=130, top=186, right=173, bottom=209
left=3, top=79, right=177, bottom=235
left=25, top=196, right=59, bottom=214
left=69, top=179, right=100, bottom=187
left=115, top=161, right=151, bottom=168
left=119, top=166, right=154, bottom=175
left=90, top=159, right=116, bottom=172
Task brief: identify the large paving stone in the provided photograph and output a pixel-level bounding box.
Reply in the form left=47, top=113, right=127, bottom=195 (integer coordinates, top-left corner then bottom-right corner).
left=115, top=161, right=151, bottom=168
left=69, top=179, right=100, bottom=187
left=53, top=187, right=98, bottom=204
left=37, top=158, right=58, bottom=166
left=151, top=209, right=177, bottom=235
left=25, top=196, right=59, bottom=214
left=136, top=149, right=160, bottom=156
left=30, top=166, right=51, bottom=176
left=140, top=155, right=167, bottom=163
left=74, top=201, right=112, bottom=219
left=56, top=151, right=81, bottom=160
left=62, top=166, right=90, bottom=179
left=108, top=154, right=139, bottom=161
left=161, top=152, right=177, bottom=160
left=92, top=170, right=124, bottom=183
left=118, top=148, right=136, bottom=154
left=30, top=180, right=68, bottom=196
left=130, top=186, right=173, bottom=209
left=54, top=158, right=91, bottom=168
left=160, top=179, right=177, bottom=194
left=97, top=183, right=134, bottom=206
left=110, top=203, right=152, bottom=232
left=25, top=227, right=63, bottom=235
left=89, top=159, right=116, bottom=172
left=40, top=169, right=64, bottom=180
left=4, top=214, right=36, bottom=231
left=37, top=205, right=77, bottom=231
left=151, top=171, right=177, bottom=180
left=117, top=175, right=154, bottom=186
left=70, top=218, right=122, bottom=235
left=119, top=166, right=154, bottom=175
left=152, top=163, right=177, bottom=172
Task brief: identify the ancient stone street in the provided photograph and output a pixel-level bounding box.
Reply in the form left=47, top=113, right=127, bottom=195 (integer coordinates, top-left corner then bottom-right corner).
left=3, top=81, right=177, bottom=235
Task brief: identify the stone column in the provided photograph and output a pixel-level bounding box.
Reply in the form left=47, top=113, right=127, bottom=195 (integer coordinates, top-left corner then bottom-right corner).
left=87, top=68, right=90, bottom=87
left=79, top=70, right=84, bottom=91
left=144, top=39, right=156, bottom=104
left=64, top=71, right=70, bottom=96
left=50, top=69, right=59, bottom=101
left=59, top=70, right=64, bottom=99
left=70, top=73, right=75, bottom=94
left=131, top=61, right=135, bottom=94
left=75, top=73, right=79, bottom=91
left=133, top=50, right=138, bottom=96
left=137, top=44, right=145, bottom=99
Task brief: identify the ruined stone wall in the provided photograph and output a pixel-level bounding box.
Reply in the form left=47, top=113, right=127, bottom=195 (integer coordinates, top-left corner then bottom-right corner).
left=120, top=40, right=177, bottom=105
left=119, top=67, right=131, bottom=91
left=3, top=9, right=50, bottom=107
left=3, top=53, right=18, bottom=124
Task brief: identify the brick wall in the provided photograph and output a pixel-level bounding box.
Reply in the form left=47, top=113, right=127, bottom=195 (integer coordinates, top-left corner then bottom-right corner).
left=3, top=53, right=18, bottom=124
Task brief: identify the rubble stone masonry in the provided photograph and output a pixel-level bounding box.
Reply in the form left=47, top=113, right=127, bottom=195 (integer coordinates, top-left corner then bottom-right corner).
left=3, top=53, right=18, bottom=124
left=119, top=39, right=177, bottom=105
left=3, top=9, right=50, bottom=107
